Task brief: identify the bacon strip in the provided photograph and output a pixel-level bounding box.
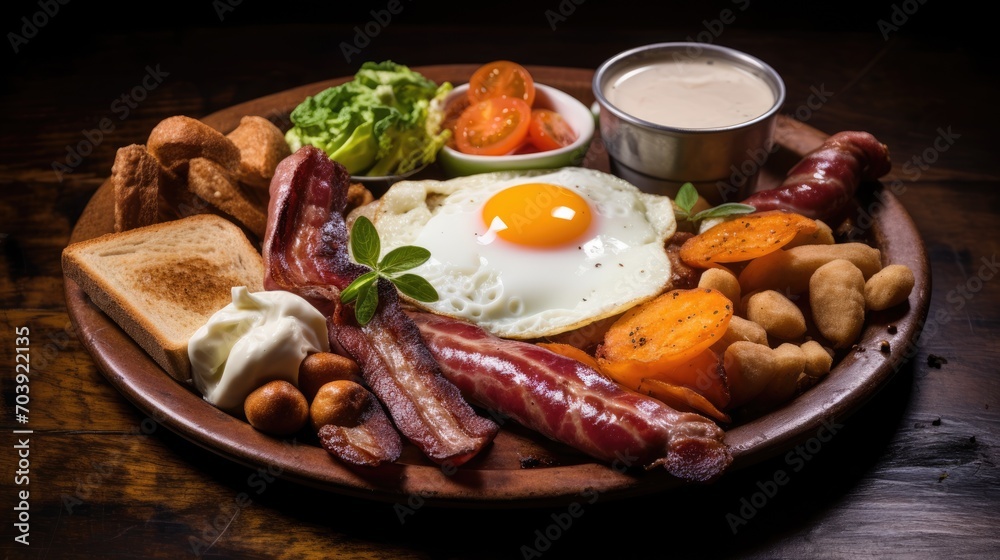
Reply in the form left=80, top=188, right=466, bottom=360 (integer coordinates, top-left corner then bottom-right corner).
left=410, top=311, right=732, bottom=483
left=262, top=146, right=498, bottom=466
left=742, top=131, right=891, bottom=221
left=317, top=391, right=402, bottom=467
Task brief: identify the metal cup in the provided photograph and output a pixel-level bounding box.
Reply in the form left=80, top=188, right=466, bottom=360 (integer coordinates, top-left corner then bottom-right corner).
left=593, top=42, right=785, bottom=204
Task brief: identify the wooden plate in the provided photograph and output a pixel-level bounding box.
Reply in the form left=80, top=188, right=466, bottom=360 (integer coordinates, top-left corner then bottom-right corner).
left=64, top=65, right=930, bottom=508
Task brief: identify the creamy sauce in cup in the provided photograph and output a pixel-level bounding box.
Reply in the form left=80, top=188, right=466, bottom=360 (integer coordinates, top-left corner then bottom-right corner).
left=604, top=58, right=775, bottom=129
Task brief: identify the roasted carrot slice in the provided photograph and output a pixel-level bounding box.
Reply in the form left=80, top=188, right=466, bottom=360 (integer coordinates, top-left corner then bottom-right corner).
left=537, top=342, right=603, bottom=372
left=679, top=210, right=818, bottom=268
left=543, top=341, right=729, bottom=413
left=600, top=347, right=729, bottom=408
left=596, top=288, right=733, bottom=387
left=653, top=348, right=729, bottom=409
left=638, top=378, right=731, bottom=423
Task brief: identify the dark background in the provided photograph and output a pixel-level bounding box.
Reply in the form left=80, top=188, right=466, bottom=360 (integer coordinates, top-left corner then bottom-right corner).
left=3, top=0, right=991, bottom=183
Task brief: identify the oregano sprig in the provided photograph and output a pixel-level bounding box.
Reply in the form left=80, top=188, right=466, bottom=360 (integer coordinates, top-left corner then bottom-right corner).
left=674, top=182, right=756, bottom=224
left=340, top=216, right=439, bottom=325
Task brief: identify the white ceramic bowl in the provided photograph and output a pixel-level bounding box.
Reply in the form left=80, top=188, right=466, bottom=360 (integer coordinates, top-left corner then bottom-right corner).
left=437, top=83, right=595, bottom=177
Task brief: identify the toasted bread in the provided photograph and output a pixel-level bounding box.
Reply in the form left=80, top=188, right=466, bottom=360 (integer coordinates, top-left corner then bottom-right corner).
left=187, top=157, right=267, bottom=240
left=156, top=164, right=213, bottom=222
left=147, top=115, right=241, bottom=176
left=112, top=144, right=161, bottom=232
left=62, top=214, right=265, bottom=381
left=226, top=115, right=291, bottom=192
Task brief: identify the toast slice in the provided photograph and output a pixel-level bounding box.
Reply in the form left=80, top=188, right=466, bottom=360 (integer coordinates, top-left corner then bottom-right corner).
left=62, top=214, right=265, bottom=381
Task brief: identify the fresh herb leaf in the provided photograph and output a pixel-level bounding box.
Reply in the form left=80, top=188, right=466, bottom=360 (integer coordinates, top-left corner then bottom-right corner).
left=343, top=215, right=439, bottom=325
left=354, top=277, right=380, bottom=326
left=350, top=215, right=381, bottom=267
left=674, top=182, right=757, bottom=226
left=675, top=182, right=699, bottom=216
left=340, top=270, right=378, bottom=304
left=392, top=273, right=439, bottom=302
left=379, top=246, right=431, bottom=275
left=691, top=203, right=757, bottom=222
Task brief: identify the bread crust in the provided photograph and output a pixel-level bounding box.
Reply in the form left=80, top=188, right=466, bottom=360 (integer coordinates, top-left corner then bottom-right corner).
left=226, top=115, right=292, bottom=192
left=187, top=157, right=268, bottom=239
left=112, top=144, right=160, bottom=233
left=147, top=115, right=241, bottom=176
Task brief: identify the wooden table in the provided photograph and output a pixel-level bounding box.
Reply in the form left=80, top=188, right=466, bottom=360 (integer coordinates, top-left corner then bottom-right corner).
left=2, top=4, right=998, bottom=558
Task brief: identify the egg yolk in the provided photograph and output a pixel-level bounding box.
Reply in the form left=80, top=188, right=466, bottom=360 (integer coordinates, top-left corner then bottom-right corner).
left=481, top=183, right=592, bottom=248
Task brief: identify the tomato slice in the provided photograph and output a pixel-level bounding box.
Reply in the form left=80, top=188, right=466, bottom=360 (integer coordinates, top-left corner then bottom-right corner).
left=528, top=109, right=577, bottom=152
left=442, top=95, right=471, bottom=148
left=453, top=97, right=532, bottom=156
left=468, top=60, right=536, bottom=106
left=511, top=142, right=541, bottom=155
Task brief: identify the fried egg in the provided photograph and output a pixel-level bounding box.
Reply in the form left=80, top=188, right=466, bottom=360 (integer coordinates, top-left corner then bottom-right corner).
left=366, top=167, right=676, bottom=339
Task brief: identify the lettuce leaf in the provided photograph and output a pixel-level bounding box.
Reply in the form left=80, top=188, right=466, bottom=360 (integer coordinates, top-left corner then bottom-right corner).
left=285, top=61, right=452, bottom=176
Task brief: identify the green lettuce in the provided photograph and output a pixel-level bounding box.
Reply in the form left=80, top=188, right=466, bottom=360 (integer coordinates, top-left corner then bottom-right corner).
left=285, top=61, right=452, bottom=176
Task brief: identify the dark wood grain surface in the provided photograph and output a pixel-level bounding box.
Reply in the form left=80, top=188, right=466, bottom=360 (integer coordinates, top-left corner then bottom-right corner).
left=2, top=2, right=998, bottom=558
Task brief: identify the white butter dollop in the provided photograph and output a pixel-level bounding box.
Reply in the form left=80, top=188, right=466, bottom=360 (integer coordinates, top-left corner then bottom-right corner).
left=188, top=287, right=330, bottom=413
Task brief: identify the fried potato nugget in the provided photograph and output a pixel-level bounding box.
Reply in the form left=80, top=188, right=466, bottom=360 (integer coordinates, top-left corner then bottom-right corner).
left=710, top=315, right=768, bottom=354
left=784, top=219, right=835, bottom=249
left=809, top=259, right=867, bottom=348
left=800, top=340, right=834, bottom=379
left=744, top=290, right=807, bottom=341
left=739, top=242, right=882, bottom=295
left=865, top=264, right=915, bottom=311
left=698, top=267, right=741, bottom=309
left=724, top=341, right=805, bottom=409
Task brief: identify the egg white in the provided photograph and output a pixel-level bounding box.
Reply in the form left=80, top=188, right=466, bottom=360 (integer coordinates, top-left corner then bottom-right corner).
left=366, top=167, right=676, bottom=339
